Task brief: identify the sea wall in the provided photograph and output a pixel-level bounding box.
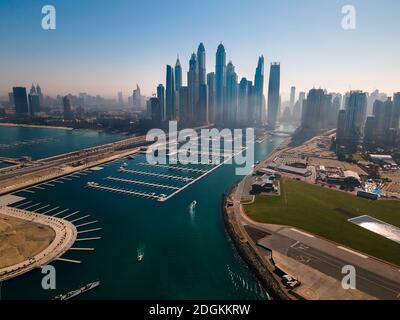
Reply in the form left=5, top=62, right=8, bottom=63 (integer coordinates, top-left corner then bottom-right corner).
left=221, top=186, right=289, bottom=300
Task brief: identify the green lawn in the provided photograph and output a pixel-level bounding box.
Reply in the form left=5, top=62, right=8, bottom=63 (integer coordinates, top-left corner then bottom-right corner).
left=244, top=178, right=400, bottom=266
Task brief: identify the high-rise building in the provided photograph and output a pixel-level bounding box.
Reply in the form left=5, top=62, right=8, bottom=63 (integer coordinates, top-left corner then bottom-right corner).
left=197, top=43, right=206, bottom=86
left=253, top=56, right=265, bottom=125
left=393, top=92, right=400, bottom=129
left=364, top=116, right=376, bottom=145
left=175, top=57, right=182, bottom=92
left=199, top=84, right=208, bottom=124
left=383, top=97, right=394, bottom=131
left=188, top=53, right=199, bottom=123
left=157, top=84, right=165, bottom=121
left=8, top=92, right=14, bottom=106
left=372, top=99, right=386, bottom=143
left=179, top=86, right=189, bottom=123
left=336, top=109, right=347, bottom=143
left=63, top=95, right=73, bottom=120
left=329, top=95, right=341, bottom=128
left=215, top=43, right=226, bottom=124
left=132, top=85, right=143, bottom=110
left=30, top=84, right=37, bottom=95
left=36, top=84, right=42, bottom=97
left=207, top=72, right=215, bottom=123
left=165, top=65, right=175, bottom=121
left=247, top=80, right=254, bottom=124
left=344, top=91, right=367, bottom=145
left=28, top=94, right=41, bottom=115
left=12, top=87, right=29, bottom=114
left=289, top=86, right=296, bottom=108
left=226, top=61, right=238, bottom=124
left=117, top=92, right=124, bottom=107
left=301, top=89, right=326, bottom=132
left=267, top=63, right=280, bottom=129
left=237, top=78, right=249, bottom=126
left=150, top=97, right=162, bottom=126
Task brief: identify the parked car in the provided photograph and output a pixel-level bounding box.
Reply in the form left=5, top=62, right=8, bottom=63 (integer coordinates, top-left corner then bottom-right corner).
left=281, top=275, right=301, bottom=288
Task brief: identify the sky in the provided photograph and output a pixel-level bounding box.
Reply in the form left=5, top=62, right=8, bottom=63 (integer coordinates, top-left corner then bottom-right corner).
left=0, top=0, right=399, bottom=100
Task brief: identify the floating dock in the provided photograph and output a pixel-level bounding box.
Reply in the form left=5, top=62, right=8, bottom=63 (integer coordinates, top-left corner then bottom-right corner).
left=119, top=168, right=193, bottom=182
left=86, top=182, right=165, bottom=201
left=105, top=176, right=179, bottom=190
left=137, top=162, right=208, bottom=174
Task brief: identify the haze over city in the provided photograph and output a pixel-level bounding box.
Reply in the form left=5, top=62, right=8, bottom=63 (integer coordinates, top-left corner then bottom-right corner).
left=1, top=0, right=400, bottom=98
left=1, top=0, right=400, bottom=306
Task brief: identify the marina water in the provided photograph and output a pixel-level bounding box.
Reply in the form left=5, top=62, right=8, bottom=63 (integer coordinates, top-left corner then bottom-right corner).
left=1, top=126, right=290, bottom=300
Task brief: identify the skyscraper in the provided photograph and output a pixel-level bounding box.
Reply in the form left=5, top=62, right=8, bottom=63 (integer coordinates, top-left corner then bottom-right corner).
left=188, top=53, right=199, bottom=123
left=150, top=97, right=162, bottom=126
left=289, top=86, right=296, bottom=108
left=372, top=99, right=386, bottom=143
left=199, top=84, right=208, bottom=124
left=12, top=87, right=29, bottom=114
left=179, top=86, right=189, bottom=123
left=30, top=84, right=37, bottom=95
left=63, top=95, right=73, bottom=120
left=336, top=109, right=347, bottom=143
left=207, top=72, right=215, bottom=123
left=197, top=43, right=207, bottom=125
left=226, top=61, right=238, bottom=124
left=117, top=92, right=124, bottom=107
left=344, top=91, right=367, bottom=145
left=36, top=84, right=43, bottom=97
left=238, top=77, right=249, bottom=125
left=383, top=97, right=394, bottom=132
left=364, top=116, right=376, bottom=146
left=267, top=63, right=280, bottom=129
left=393, top=92, right=400, bottom=129
left=132, top=85, right=142, bottom=110
left=329, top=95, right=341, bottom=128
left=157, top=84, right=165, bottom=121
left=28, top=94, right=40, bottom=115
left=215, top=43, right=226, bottom=124
left=165, top=65, right=175, bottom=121
left=301, top=89, right=326, bottom=132
left=175, top=57, right=182, bottom=92
left=197, top=43, right=206, bottom=86
left=253, top=56, right=265, bottom=125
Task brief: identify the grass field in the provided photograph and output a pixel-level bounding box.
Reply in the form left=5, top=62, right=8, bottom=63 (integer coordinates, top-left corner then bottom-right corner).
left=244, top=178, right=400, bottom=266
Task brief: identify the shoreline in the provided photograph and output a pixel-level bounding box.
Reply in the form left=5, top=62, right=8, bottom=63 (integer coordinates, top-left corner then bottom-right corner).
left=221, top=188, right=290, bottom=300
left=0, top=206, right=77, bottom=282
left=221, top=137, right=294, bottom=300
left=0, top=122, right=74, bottom=131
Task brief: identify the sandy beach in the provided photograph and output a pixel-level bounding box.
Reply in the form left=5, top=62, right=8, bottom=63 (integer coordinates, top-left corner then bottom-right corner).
left=0, top=122, right=73, bottom=131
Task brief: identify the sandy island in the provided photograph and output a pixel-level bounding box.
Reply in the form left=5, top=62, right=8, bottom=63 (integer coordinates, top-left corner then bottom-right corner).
left=0, top=202, right=77, bottom=282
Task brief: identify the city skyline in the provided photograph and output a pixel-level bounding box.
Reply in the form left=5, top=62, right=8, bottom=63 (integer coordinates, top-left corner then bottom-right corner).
left=1, top=0, right=400, bottom=98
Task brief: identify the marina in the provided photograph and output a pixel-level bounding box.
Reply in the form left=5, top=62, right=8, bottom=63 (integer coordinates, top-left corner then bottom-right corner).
left=0, top=124, right=290, bottom=300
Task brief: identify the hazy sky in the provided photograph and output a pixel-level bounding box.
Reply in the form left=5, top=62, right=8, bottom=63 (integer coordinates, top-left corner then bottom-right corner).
left=1, top=0, right=399, bottom=100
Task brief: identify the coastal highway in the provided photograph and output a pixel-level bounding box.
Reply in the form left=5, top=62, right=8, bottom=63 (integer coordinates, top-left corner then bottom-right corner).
left=0, top=134, right=149, bottom=182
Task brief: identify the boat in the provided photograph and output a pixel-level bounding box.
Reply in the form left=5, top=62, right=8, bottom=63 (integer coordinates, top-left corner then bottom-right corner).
left=190, top=200, right=197, bottom=209
left=54, top=281, right=100, bottom=300
left=120, top=162, right=128, bottom=169
left=86, top=181, right=98, bottom=188
left=137, top=248, right=144, bottom=262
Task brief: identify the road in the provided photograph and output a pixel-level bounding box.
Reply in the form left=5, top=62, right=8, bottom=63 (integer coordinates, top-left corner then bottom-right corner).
left=231, top=160, right=400, bottom=300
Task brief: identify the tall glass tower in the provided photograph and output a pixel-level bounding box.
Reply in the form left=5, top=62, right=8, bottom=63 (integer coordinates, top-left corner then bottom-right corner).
left=166, top=65, right=175, bottom=120
left=215, top=43, right=226, bottom=124
left=267, top=62, right=280, bottom=129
